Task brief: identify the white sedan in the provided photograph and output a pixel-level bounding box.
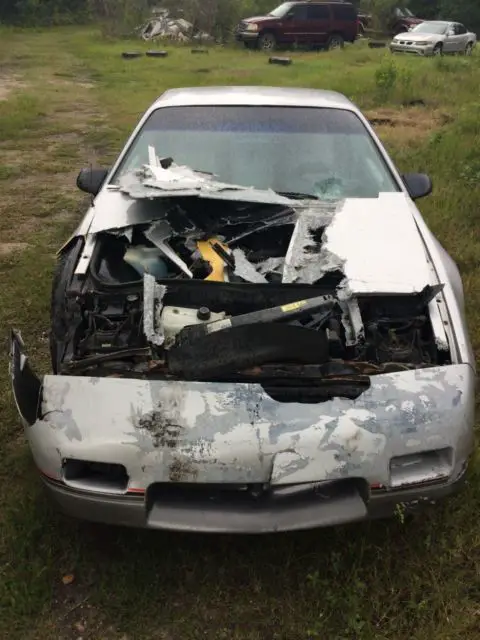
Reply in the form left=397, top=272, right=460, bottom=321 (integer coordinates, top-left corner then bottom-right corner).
left=390, top=20, right=477, bottom=56
left=10, top=86, right=476, bottom=533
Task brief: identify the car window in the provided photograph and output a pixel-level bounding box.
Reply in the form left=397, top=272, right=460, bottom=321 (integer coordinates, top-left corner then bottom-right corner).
left=112, top=106, right=401, bottom=201
left=410, top=22, right=448, bottom=35
left=332, top=4, right=356, bottom=20
left=454, top=23, right=467, bottom=35
left=307, top=5, right=330, bottom=20
left=289, top=4, right=308, bottom=19
left=268, top=2, right=295, bottom=18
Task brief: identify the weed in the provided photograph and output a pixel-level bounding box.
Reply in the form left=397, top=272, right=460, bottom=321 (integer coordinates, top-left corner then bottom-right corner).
left=374, top=56, right=397, bottom=101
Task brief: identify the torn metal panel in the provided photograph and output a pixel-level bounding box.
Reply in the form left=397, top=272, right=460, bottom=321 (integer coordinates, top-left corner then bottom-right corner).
left=145, top=220, right=193, bottom=278
left=26, top=364, right=475, bottom=488
left=74, top=234, right=97, bottom=276
left=320, top=193, right=434, bottom=295
left=282, top=201, right=342, bottom=284
left=232, top=248, right=268, bottom=284
left=118, top=163, right=298, bottom=206
left=143, top=274, right=166, bottom=346
left=339, top=298, right=365, bottom=347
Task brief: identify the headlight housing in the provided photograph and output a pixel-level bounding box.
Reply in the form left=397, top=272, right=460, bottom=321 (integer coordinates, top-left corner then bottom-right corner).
left=245, top=23, right=259, bottom=32
left=416, top=41, right=430, bottom=46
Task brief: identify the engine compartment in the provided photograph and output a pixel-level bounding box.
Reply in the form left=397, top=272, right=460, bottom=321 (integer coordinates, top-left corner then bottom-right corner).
left=52, top=197, right=451, bottom=401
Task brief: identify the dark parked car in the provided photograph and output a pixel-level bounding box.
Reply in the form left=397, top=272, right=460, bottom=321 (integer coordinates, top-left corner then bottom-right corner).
left=235, top=1, right=359, bottom=51
left=358, top=6, right=424, bottom=36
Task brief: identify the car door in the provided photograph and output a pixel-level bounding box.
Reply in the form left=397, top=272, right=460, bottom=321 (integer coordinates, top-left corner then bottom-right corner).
left=305, top=3, right=331, bottom=46
left=452, top=23, right=469, bottom=52
left=282, top=3, right=310, bottom=45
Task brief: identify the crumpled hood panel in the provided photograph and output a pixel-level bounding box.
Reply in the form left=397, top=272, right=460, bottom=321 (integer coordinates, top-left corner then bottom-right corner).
left=30, top=365, right=474, bottom=489
left=76, top=191, right=434, bottom=295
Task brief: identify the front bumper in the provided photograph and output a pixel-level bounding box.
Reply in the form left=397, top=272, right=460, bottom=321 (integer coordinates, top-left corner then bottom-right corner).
left=10, top=331, right=476, bottom=533
left=40, top=466, right=469, bottom=533
left=235, top=31, right=260, bottom=43
left=389, top=43, right=435, bottom=55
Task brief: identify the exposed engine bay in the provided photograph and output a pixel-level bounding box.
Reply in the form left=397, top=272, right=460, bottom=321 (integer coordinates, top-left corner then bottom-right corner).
left=53, top=193, right=451, bottom=402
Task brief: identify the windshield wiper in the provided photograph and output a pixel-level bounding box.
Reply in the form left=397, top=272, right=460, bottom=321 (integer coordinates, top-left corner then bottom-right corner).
left=275, top=191, right=318, bottom=200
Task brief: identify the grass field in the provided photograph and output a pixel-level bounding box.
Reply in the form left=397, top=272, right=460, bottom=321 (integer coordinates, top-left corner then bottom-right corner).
left=0, top=28, right=479, bottom=640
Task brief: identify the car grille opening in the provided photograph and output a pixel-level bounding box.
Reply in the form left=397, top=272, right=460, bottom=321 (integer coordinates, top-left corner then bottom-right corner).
left=63, top=459, right=129, bottom=494
left=146, top=478, right=369, bottom=512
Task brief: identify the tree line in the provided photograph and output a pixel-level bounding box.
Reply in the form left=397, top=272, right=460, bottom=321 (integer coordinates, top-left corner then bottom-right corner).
left=0, top=0, right=478, bottom=34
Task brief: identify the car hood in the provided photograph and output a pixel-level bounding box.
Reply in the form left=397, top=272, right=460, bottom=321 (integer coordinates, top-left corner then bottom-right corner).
left=241, top=16, right=275, bottom=24
left=394, top=32, right=439, bottom=42
left=70, top=168, right=435, bottom=297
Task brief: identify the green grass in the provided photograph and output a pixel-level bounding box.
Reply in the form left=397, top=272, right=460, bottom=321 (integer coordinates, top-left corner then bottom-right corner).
left=0, top=27, right=479, bottom=640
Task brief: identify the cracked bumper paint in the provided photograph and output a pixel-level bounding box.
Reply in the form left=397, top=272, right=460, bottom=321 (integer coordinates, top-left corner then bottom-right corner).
left=10, top=333, right=475, bottom=533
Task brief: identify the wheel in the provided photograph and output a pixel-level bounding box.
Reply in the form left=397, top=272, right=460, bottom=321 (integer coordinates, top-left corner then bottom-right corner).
left=433, top=43, right=443, bottom=56
left=258, top=32, right=276, bottom=52
left=464, top=42, right=473, bottom=56
left=326, top=34, right=344, bottom=50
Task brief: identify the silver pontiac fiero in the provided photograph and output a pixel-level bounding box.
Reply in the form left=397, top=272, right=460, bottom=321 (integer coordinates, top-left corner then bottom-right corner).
left=10, top=86, right=476, bottom=533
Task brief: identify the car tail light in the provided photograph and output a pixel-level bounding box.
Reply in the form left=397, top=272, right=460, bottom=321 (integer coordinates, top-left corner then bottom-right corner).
left=389, top=449, right=453, bottom=489
left=63, top=459, right=129, bottom=494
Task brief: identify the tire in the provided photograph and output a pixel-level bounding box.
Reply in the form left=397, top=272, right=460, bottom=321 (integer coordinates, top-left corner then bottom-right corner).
left=326, top=34, right=344, bottom=50
left=258, top=32, right=276, bottom=52
left=433, top=43, right=443, bottom=56
left=145, top=50, right=168, bottom=57
left=464, top=42, right=473, bottom=56
left=121, top=52, right=142, bottom=59
left=50, top=240, right=83, bottom=373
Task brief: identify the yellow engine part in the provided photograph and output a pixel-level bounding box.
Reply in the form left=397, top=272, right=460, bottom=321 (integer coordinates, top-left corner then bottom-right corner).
left=196, top=238, right=230, bottom=282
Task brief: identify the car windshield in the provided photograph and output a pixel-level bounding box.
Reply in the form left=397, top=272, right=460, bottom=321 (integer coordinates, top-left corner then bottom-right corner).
left=111, top=106, right=400, bottom=200
left=268, top=2, right=295, bottom=18
left=395, top=8, right=414, bottom=18
left=411, top=22, right=448, bottom=34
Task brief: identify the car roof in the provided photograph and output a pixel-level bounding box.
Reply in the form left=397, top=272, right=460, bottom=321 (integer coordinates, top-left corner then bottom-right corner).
left=152, top=86, right=357, bottom=111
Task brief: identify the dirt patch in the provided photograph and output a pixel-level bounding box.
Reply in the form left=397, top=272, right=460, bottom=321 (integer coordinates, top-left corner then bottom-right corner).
left=0, top=242, right=30, bottom=257
left=0, top=75, right=27, bottom=101
left=366, top=106, right=453, bottom=145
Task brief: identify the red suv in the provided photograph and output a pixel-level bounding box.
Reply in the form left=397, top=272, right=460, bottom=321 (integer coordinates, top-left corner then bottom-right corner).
left=235, top=1, right=359, bottom=51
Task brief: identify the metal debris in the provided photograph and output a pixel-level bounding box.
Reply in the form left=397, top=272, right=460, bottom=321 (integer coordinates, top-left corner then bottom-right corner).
left=143, top=274, right=167, bottom=346
left=232, top=248, right=268, bottom=284
left=145, top=220, right=193, bottom=278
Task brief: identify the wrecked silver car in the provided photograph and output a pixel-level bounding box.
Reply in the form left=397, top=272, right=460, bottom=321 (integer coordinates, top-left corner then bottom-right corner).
left=10, top=87, right=476, bottom=533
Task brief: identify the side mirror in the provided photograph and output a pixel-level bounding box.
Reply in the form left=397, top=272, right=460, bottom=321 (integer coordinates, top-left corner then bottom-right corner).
left=402, top=173, right=432, bottom=200
left=285, top=11, right=295, bottom=20
left=76, top=167, right=109, bottom=196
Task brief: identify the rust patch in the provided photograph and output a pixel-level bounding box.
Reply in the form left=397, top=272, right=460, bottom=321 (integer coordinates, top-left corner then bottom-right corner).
left=137, top=410, right=184, bottom=448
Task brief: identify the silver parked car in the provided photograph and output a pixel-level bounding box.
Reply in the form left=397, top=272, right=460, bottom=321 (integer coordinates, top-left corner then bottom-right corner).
left=10, top=87, right=476, bottom=534
left=390, top=20, right=477, bottom=56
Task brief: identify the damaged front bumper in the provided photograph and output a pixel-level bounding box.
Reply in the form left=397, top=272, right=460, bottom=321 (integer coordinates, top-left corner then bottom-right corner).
left=10, top=331, right=475, bottom=533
